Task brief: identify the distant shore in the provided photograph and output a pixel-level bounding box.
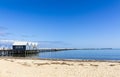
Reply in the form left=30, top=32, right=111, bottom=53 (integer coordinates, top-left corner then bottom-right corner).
left=0, top=57, right=120, bottom=77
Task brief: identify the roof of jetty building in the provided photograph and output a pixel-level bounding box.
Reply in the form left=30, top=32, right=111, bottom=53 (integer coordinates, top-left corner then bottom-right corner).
left=13, top=41, right=38, bottom=46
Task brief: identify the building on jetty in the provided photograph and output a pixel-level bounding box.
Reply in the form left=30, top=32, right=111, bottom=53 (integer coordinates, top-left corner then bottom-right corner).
left=13, top=42, right=38, bottom=50
left=12, top=42, right=38, bottom=54
left=0, top=41, right=39, bottom=55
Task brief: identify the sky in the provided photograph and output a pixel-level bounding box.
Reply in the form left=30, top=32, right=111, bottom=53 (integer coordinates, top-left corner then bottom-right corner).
left=0, top=0, right=120, bottom=48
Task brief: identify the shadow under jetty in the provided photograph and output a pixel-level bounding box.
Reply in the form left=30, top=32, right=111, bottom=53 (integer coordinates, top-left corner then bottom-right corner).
left=0, top=50, right=39, bottom=57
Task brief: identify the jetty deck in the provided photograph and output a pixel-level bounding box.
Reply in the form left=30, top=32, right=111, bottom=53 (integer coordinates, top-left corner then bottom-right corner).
left=0, top=48, right=77, bottom=56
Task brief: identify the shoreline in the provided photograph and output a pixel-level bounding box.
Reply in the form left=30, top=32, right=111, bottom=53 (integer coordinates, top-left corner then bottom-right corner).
left=0, top=56, right=120, bottom=62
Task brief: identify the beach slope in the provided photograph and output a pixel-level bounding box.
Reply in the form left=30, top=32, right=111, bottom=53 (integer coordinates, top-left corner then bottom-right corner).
left=0, top=58, right=120, bottom=77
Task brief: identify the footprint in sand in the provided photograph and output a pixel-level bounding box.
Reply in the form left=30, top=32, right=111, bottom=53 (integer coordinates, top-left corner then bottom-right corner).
left=90, top=64, right=99, bottom=67
left=78, top=64, right=84, bottom=66
left=109, top=64, right=116, bottom=66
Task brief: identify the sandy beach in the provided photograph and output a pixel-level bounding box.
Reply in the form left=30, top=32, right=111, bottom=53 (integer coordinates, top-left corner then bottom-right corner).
left=0, top=58, right=120, bottom=77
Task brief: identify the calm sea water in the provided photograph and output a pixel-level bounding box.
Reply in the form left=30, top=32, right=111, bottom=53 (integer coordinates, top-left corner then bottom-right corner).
left=24, top=50, right=120, bottom=60
left=5, top=50, right=120, bottom=60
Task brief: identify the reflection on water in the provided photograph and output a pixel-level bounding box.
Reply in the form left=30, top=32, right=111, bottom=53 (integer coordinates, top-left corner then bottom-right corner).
left=0, top=52, right=39, bottom=57
left=11, top=53, right=39, bottom=57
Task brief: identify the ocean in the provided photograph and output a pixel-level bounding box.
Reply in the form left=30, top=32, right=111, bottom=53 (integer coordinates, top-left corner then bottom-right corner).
left=10, top=49, right=120, bottom=60
left=1, top=50, right=120, bottom=60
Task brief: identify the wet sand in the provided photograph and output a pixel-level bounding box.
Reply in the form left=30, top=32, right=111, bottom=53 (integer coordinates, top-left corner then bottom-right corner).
left=0, top=58, right=120, bottom=77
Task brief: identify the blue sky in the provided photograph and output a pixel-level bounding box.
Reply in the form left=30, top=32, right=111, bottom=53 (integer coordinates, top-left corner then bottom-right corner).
left=0, top=0, right=120, bottom=48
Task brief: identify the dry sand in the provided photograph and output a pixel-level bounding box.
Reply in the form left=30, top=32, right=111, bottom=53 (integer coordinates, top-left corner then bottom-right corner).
left=0, top=58, right=120, bottom=77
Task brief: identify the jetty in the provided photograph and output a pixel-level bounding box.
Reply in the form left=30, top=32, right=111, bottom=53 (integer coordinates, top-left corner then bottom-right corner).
left=0, top=48, right=77, bottom=56
left=0, top=41, right=77, bottom=56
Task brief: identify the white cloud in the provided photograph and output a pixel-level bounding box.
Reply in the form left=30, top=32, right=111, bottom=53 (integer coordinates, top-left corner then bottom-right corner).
left=0, top=32, right=12, bottom=36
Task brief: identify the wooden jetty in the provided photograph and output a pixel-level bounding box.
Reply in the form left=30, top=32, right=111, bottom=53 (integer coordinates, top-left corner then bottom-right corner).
left=0, top=48, right=77, bottom=56
left=0, top=41, right=78, bottom=56
left=0, top=49, right=39, bottom=56
left=38, top=48, right=78, bottom=52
